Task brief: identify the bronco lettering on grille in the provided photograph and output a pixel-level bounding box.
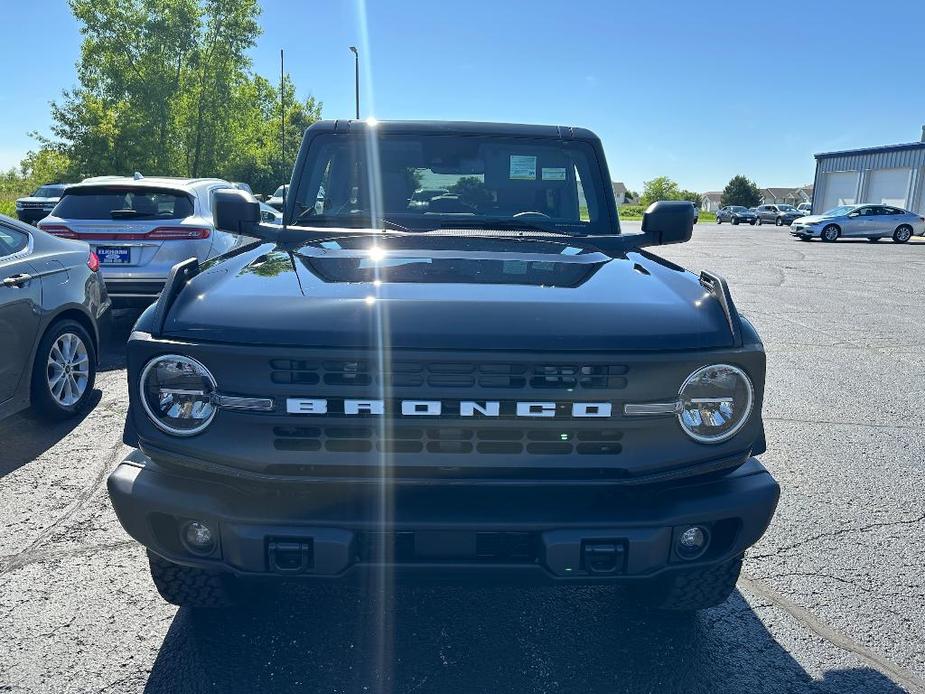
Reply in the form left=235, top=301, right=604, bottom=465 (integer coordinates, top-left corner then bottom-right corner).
left=285, top=399, right=614, bottom=418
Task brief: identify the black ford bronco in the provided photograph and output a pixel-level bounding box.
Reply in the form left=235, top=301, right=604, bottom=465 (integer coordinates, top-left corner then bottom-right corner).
left=108, top=120, right=779, bottom=611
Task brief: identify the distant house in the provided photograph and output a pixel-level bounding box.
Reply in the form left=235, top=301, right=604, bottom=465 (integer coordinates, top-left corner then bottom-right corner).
left=612, top=181, right=628, bottom=204
left=759, top=186, right=813, bottom=207
left=701, top=191, right=723, bottom=212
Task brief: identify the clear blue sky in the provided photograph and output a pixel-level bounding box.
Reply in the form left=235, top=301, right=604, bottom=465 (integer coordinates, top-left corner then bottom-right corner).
left=2, top=0, right=924, bottom=192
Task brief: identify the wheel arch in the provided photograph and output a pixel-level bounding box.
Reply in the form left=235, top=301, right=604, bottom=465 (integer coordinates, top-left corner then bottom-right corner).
left=19, top=305, right=99, bottom=412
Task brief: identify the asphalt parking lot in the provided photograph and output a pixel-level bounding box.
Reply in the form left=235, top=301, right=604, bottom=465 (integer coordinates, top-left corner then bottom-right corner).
left=1, top=223, right=924, bottom=694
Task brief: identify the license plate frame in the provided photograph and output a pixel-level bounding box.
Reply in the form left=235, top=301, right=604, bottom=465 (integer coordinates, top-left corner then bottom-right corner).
left=95, top=246, right=131, bottom=265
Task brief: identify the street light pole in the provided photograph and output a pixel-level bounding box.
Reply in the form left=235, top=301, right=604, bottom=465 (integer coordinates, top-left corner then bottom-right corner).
left=349, top=46, right=359, bottom=119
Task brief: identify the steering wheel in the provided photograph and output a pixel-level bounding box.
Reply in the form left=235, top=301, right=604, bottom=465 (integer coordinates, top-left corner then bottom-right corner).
left=513, top=211, right=552, bottom=219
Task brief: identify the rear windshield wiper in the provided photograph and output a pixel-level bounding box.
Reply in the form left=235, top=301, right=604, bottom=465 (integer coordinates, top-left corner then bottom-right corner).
left=110, top=209, right=156, bottom=219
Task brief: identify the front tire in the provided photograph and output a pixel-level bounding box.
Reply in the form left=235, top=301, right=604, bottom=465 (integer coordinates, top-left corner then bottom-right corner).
left=893, top=225, right=913, bottom=243
left=732, top=218, right=739, bottom=225
left=30, top=319, right=97, bottom=419
left=628, top=555, right=743, bottom=612
left=775, top=216, right=784, bottom=226
left=821, top=224, right=840, bottom=242
left=749, top=220, right=756, bottom=225
left=147, top=551, right=236, bottom=608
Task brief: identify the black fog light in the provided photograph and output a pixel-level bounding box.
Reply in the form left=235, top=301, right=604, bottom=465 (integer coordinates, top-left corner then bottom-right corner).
left=181, top=520, right=216, bottom=555
left=675, top=525, right=710, bottom=560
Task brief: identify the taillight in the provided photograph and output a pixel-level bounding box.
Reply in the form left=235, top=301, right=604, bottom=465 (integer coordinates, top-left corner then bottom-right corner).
left=39, top=224, right=78, bottom=239
left=87, top=251, right=100, bottom=272
left=146, top=226, right=211, bottom=240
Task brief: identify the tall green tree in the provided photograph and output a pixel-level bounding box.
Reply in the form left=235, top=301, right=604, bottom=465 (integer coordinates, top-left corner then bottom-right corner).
left=678, top=190, right=703, bottom=208
left=640, top=176, right=681, bottom=206
left=35, top=0, right=321, bottom=193
left=721, top=175, right=762, bottom=208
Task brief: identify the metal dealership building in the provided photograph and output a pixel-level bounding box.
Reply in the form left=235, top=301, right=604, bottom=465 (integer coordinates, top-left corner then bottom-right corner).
left=812, top=127, right=925, bottom=214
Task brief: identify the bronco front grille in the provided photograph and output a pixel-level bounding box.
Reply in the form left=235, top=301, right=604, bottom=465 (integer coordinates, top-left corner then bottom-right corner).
left=269, top=359, right=629, bottom=390
left=272, top=425, right=624, bottom=456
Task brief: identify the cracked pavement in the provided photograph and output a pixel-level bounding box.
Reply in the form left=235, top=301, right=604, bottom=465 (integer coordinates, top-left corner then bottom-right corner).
left=1, top=224, right=924, bottom=693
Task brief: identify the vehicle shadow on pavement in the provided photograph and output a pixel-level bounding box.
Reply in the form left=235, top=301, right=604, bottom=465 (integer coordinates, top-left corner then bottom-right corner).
left=142, top=584, right=906, bottom=694
left=0, top=390, right=101, bottom=478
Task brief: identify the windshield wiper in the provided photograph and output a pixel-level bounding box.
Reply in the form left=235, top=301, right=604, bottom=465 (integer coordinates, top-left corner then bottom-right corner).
left=424, top=219, right=584, bottom=236
left=290, top=214, right=414, bottom=233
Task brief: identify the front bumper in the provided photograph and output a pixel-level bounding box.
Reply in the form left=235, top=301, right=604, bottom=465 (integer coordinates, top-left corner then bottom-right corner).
left=16, top=208, right=53, bottom=224
left=108, top=449, right=780, bottom=583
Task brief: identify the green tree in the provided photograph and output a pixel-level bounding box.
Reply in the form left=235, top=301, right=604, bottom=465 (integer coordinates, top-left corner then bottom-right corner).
left=640, top=176, right=681, bottom=206
left=721, top=175, right=762, bottom=208
left=35, top=0, right=321, bottom=192
left=678, top=190, right=703, bottom=208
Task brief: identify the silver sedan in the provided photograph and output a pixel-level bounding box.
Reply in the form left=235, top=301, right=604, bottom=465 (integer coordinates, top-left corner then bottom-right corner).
left=790, top=204, right=925, bottom=243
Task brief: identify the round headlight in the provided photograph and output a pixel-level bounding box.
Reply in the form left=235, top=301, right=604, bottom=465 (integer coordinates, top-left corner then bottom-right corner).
left=677, top=364, right=754, bottom=443
left=140, top=355, right=217, bottom=436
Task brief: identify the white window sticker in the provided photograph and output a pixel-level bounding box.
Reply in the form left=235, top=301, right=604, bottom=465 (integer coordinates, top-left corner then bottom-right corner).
left=542, top=167, right=567, bottom=181
left=509, top=155, right=537, bottom=180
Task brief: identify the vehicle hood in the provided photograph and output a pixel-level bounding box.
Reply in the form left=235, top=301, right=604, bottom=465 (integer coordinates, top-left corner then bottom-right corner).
left=793, top=214, right=831, bottom=224
left=162, top=239, right=738, bottom=351
left=733, top=210, right=755, bottom=216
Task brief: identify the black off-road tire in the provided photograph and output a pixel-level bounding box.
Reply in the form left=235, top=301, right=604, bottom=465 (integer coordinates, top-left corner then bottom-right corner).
left=30, top=319, right=97, bottom=420
left=628, top=555, right=742, bottom=611
left=147, top=551, right=235, bottom=608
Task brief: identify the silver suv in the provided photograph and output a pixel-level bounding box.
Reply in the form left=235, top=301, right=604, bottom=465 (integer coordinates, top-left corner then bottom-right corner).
left=39, top=176, right=243, bottom=305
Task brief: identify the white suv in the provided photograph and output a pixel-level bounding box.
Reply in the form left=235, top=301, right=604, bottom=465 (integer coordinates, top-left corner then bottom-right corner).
left=39, top=176, right=243, bottom=306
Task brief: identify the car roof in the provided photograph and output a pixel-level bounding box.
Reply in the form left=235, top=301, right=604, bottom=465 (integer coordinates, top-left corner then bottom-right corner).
left=72, top=175, right=229, bottom=193
left=308, top=119, right=602, bottom=142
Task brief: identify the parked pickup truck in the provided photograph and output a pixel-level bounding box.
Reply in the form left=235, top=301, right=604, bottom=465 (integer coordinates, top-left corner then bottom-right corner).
left=108, top=120, right=779, bottom=612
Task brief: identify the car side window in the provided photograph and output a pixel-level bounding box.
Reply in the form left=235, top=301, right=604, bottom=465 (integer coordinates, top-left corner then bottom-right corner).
left=0, top=226, right=29, bottom=259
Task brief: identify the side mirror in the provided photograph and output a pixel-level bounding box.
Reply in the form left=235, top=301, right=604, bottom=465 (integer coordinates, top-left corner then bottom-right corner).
left=640, top=201, right=695, bottom=246
left=214, top=189, right=260, bottom=235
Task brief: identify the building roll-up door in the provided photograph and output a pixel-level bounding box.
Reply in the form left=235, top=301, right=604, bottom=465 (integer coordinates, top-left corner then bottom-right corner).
left=865, top=167, right=911, bottom=208
left=819, top=171, right=859, bottom=212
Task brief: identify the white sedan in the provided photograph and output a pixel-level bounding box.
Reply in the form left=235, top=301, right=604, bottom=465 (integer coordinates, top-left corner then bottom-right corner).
left=790, top=204, right=925, bottom=243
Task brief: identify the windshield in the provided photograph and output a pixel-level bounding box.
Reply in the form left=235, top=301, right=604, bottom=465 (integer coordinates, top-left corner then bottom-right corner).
left=32, top=185, right=65, bottom=198
left=821, top=205, right=854, bottom=216
left=729, top=206, right=747, bottom=212
left=53, top=186, right=194, bottom=220
left=272, top=185, right=288, bottom=197
left=291, top=132, right=610, bottom=234
left=778, top=205, right=797, bottom=211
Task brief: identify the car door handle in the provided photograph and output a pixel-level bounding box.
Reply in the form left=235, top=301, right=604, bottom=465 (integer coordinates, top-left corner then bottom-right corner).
left=1, top=273, right=32, bottom=287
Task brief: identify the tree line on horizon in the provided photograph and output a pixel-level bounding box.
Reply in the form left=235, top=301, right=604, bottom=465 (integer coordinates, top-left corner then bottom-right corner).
left=634, top=174, right=763, bottom=209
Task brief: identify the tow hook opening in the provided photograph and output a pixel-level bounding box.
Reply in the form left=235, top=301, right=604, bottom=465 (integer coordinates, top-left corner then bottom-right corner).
left=581, top=540, right=626, bottom=575
left=267, top=539, right=314, bottom=574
